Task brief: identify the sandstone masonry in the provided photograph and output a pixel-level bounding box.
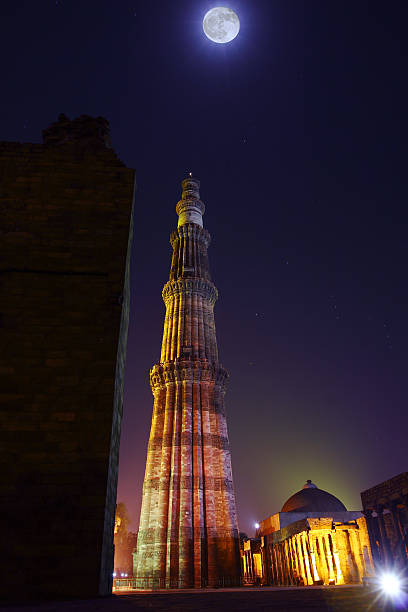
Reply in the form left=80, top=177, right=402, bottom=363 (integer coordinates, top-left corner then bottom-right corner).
left=134, top=177, right=241, bottom=588
left=0, top=114, right=135, bottom=600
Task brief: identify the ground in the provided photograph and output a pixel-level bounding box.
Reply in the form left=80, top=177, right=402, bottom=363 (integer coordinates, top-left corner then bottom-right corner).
left=0, top=586, right=398, bottom=612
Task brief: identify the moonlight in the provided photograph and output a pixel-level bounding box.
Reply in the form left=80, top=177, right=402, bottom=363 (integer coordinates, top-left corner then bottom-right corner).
left=203, top=7, right=240, bottom=44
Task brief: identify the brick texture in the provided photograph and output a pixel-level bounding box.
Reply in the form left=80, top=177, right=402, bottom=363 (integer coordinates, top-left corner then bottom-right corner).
left=361, top=473, right=408, bottom=569
left=0, top=114, right=135, bottom=600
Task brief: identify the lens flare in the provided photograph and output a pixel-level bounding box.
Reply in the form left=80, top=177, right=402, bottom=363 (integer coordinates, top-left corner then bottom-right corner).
left=380, top=572, right=402, bottom=597
left=373, top=569, right=408, bottom=609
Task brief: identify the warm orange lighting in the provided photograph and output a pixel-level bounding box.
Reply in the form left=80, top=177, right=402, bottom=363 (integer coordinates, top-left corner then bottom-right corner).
left=114, top=515, right=121, bottom=535
left=243, top=516, right=375, bottom=587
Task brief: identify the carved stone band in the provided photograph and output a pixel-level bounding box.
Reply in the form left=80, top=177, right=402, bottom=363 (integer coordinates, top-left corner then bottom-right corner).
left=154, top=401, right=225, bottom=417
left=176, top=197, right=205, bottom=217
left=162, top=277, right=218, bottom=305
left=143, top=476, right=235, bottom=493
left=150, top=360, right=228, bottom=391
left=138, top=527, right=239, bottom=545
left=148, top=432, right=230, bottom=451
left=170, top=224, right=211, bottom=249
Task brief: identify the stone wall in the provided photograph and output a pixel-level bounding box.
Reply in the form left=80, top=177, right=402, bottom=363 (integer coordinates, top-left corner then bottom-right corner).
left=361, top=472, right=408, bottom=569
left=260, top=511, right=363, bottom=535
left=361, top=473, right=408, bottom=509
left=0, top=115, right=135, bottom=600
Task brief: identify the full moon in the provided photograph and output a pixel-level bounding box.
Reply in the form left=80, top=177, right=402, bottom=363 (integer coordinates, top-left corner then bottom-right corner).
left=203, top=7, right=240, bottom=44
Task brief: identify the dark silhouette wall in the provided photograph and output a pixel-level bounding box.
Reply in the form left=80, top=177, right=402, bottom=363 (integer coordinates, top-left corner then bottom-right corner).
left=361, top=473, right=408, bottom=570
left=0, top=115, right=135, bottom=600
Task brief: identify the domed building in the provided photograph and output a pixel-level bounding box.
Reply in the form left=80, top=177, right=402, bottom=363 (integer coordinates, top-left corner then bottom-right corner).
left=281, top=480, right=347, bottom=513
left=241, top=480, right=375, bottom=587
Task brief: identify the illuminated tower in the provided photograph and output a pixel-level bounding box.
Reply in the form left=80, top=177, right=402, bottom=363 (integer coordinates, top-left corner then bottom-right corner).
left=134, top=176, right=240, bottom=588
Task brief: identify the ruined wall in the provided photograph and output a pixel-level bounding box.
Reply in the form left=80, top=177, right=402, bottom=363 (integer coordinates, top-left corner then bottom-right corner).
left=259, top=516, right=375, bottom=587
left=361, top=472, right=408, bottom=568
left=0, top=115, right=135, bottom=600
left=260, top=510, right=363, bottom=535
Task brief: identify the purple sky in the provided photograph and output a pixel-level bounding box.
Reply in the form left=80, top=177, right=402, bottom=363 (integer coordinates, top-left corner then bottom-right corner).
left=2, top=0, right=407, bottom=536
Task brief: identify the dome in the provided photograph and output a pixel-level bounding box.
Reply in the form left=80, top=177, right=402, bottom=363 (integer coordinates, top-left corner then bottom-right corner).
left=281, top=480, right=347, bottom=513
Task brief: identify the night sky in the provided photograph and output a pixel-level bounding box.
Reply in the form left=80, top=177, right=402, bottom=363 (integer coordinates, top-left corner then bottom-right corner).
left=2, top=0, right=408, bottom=536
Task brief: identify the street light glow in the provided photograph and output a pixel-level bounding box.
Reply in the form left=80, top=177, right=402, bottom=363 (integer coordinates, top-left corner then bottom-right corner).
left=380, top=572, right=402, bottom=597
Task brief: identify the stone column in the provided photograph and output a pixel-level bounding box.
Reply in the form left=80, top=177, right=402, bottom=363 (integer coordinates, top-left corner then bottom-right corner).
left=316, top=535, right=330, bottom=585
left=377, top=506, right=391, bottom=566
left=281, top=543, right=286, bottom=584
left=363, top=509, right=380, bottom=569
left=301, top=533, right=314, bottom=585
left=273, top=543, right=282, bottom=584
left=269, top=544, right=277, bottom=585
left=329, top=533, right=343, bottom=584
left=290, top=536, right=301, bottom=584
left=286, top=539, right=295, bottom=585
left=390, top=503, right=408, bottom=562
left=276, top=543, right=283, bottom=584
left=349, top=529, right=364, bottom=582
left=296, top=534, right=307, bottom=585
left=308, top=534, right=321, bottom=583
left=323, top=534, right=336, bottom=584
left=282, top=541, right=290, bottom=585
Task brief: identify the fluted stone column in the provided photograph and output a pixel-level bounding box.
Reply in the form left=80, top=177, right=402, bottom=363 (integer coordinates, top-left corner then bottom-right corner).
left=324, top=534, right=336, bottom=583
left=134, top=177, right=240, bottom=588
left=295, top=535, right=307, bottom=585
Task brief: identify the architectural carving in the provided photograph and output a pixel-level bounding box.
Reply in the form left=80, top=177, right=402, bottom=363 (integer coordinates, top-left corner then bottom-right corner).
left=150, top=360, right=227, bottom=390
left=134, top=177, right=240, bottom=588
left=361, top=472, right=408, bottom=570
left=241, top=481, right=375, bottom=587
left=162, top=278, right=218, bottom=307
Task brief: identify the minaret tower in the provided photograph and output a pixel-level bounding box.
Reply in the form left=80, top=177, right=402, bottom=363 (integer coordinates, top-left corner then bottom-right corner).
left=134, top=176, right=240, bottom=588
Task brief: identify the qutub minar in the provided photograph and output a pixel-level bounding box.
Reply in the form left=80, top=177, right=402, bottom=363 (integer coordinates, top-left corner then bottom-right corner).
left=134, top=176, right=241, bottom=588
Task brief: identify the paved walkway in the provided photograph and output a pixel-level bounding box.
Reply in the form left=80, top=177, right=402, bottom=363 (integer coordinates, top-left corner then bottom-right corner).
left=0, top=585, right=394, bottom=612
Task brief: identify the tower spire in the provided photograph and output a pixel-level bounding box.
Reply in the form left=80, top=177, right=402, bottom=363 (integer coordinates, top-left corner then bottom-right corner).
left=134, top=177, right=241, bottom=588
left=176, top=176, right=205, bottom=227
